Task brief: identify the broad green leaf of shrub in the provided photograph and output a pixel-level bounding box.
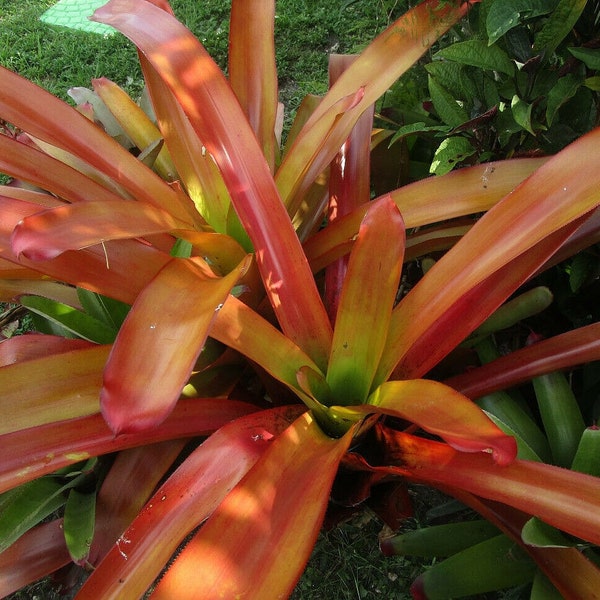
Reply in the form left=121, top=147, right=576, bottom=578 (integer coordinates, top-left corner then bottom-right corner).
left=425, top=61, right=477, bottom=101
left=428, top=76, right=469, bottom=128
left=388, top=122, right=449, bottom=146
left=434, top=40, right=514, bottom=76
left=568, top=46, right=600, bottom=70
left=511, top=95, right=535, bottom=135
left=430, top=137, right=475, bottom=176
left=486, top=0, right=557, bottom=45
left=533, top=0, right=587, bottom=53
left=546, top=72, right=583, bottom=126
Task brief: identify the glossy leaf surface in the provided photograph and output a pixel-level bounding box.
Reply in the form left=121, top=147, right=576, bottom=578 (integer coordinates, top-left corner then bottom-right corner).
left=76, top=406, right=304, bottom=599
left=11, top=200, right=192, bottom=261
left=101, top=256, right=250, bottom=434
left=0, top=345, right=109, bottom=435
left=93, top=0, right=333, bottom=370
left=327, top=196, right=404, bottom=404
left=334, top=379, right=517, bottom=465
left=378, top=127, right=600, bottom=381
left=150, top=411, right=354, bottom=600
left=375, top=428, right=600, bottom=546
left=0, top=398, right=257, bottom=494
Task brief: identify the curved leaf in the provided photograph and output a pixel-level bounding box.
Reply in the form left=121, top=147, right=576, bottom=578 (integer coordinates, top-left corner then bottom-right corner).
left=101, top=256, right=250, bottom=434
left=0, top=334, right=92, bottom=367
left=75, top=406, right=304, bottom=600
left=0, top=397, right=257, bottom=494
left=276, top=0, right=475, bottom=216
left=211, top=295, right=323, bottom=394
left=303, top=158, right=546, bottom=273
left=11, top=200, right=194, bottom=261
left=375, top=428, right=600, bottom=547
left=445, top=322, right=600, bottom=399
left=0, top=66, right=196, bottom=223
left=333, top=379, right=517, bottom=465
left=378, top=127, right=600, bottom=381
left=150, top=411, right=354, bottom=600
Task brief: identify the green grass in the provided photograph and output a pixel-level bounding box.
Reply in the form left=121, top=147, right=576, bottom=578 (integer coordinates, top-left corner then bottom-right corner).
left=0, top=0, right=407, bottom=112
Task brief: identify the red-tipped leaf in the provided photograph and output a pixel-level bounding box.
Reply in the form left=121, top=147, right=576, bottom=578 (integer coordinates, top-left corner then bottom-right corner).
left=333, top=379, right=517, bottom=465
left=101, top=255, right=250, bottom=434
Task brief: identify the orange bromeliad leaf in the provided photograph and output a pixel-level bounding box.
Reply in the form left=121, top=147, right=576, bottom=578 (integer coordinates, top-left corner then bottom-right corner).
left=326, top=196, right=405, bottom=405
left=333, top=379, right=517, bottom=465
left=0, top=345, right=110, bottom=436
left=91, top=77, right=177, bottom=181
left=0, top=66, right=197, bottom=224
left=229, top=0, right=278, bottom=171
left=383, top=221, right=585, bottom=381
left=0, top=397, right=257, bottom=494
left=0, top=519, right=70, bottom=598
left=88, top=440, right=188, bottom=565
left=1, top=195, right=170, bottom=303
left=11, top=200, right=195, bottom=261
left=377, top=128, right=600, bottom=382
left=446, top=321, right=600, bottom=399
left=93, top=0, right=333, bottom=370
left=374, top=427, right=600, bottom=546
left=277, top=0, right=476, bottom=216
left=101, top=255, right=251, bottom=434
left=149, top=411, right=355, bottom=600
left=303, top=158, right=545, bottom=273
left=75, top=406, right=304, bottom=600
left=211, top=295, right=323, bottom=394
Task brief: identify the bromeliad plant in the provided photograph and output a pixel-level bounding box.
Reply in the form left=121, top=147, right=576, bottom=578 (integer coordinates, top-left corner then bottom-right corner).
left=1, top=0, right=600, bottom=598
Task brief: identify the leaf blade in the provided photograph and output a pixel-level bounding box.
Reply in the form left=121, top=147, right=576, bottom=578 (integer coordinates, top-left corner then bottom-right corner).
left=101, top=256, right=250, bottom=434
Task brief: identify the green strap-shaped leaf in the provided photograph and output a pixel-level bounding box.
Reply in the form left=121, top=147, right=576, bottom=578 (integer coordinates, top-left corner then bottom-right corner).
left=381, top=520, right=499, bottom=558
left=533, top=370, right=586, bottom=468
left=570, top=426, right=600, bottom=476
left=0, top=479, right=66, bottom=553
left=77, top=288, right=130, bottom=330
left=411, top=534, right=536, bottom=599
left=521, top=516, right=580, bottom=548
left=64, top=488, right=97, bottom=565
left=20, top=295, right=117, bottom=344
